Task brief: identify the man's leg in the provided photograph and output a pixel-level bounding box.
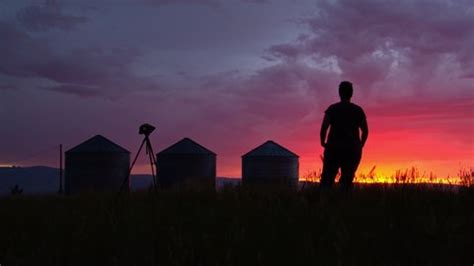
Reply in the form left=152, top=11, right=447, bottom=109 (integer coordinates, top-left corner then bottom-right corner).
left=339, top=147, right=362, bottom=189
left=320, top=148, right=339, bottom=188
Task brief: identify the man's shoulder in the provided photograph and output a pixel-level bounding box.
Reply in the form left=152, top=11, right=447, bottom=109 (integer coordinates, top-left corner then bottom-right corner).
left=326, top=102, right=343, bottom=110
left=325, top=103, right=339, bottom=115
left=327, top=102, right=362, bottom=110
left=350, top=102, right=364, bottom=111
left=326, top=102, right=366, bottom=113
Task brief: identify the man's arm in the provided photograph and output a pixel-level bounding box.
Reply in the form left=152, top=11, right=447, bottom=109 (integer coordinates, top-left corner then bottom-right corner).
left=320, top=114, right=330, bottom=147
left=360, top=118, right=368, bottom=148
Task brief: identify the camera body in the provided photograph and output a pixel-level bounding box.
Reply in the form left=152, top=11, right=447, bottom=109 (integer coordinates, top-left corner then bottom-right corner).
left=139, top=123, right=156, bottom=136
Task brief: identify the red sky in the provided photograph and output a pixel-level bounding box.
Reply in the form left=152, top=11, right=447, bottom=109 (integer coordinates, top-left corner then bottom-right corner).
left=0, top=0, right=473, bottom=179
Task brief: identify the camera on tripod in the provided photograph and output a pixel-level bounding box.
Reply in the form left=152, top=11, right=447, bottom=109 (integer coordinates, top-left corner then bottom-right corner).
left=119, top=123, right=158, bottom=194
left=139, top=123, right=155, bottom=136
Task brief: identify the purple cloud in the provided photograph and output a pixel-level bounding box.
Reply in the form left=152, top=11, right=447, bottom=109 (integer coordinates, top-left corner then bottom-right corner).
left=266, top=0, right=474, bottom=93
left=0, top=22, right=161, bottom=98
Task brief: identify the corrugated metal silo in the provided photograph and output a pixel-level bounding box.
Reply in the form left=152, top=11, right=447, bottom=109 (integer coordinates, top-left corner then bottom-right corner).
left=242, top=140, right=299, bottom=187
left=156, top=138, right=216, bottom=188
left=65, top=135, right=130, bottom=194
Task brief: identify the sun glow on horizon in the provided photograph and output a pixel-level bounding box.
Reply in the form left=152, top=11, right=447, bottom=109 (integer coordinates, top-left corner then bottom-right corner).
left=299, top=165, right=473, bottom=186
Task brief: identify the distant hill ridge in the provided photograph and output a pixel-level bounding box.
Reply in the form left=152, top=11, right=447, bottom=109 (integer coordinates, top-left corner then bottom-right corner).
left=0, top=166, right=240, bottom=195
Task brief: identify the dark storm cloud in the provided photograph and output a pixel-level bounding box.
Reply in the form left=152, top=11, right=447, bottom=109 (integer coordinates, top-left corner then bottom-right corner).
left=266, top=0, right=474, bottom=94
left=3, top=0, right=471, bottom=102
left=0, top=21, right=161, bottom=98
left=16, top=2, right=87, bottom=31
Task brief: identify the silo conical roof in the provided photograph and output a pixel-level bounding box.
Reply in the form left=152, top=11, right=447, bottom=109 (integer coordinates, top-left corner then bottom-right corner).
left=242, top=140, right=298, bottom=158
left=157, top=138, right=216, bottom=155
left=66, top=135, right=130, bottom=154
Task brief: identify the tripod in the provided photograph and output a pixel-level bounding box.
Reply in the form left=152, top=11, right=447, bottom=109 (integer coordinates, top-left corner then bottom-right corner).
left=119, top=124, right=158, bottom=194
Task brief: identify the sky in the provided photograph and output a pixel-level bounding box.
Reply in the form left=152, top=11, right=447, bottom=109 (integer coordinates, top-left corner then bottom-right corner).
left=0, top=0, right=473, bottom=179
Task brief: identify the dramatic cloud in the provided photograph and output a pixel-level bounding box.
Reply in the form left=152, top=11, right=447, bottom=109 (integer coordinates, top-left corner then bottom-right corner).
left=0, top=21, right=161, bottom=98
left=267, top=0, right=474, bottom=96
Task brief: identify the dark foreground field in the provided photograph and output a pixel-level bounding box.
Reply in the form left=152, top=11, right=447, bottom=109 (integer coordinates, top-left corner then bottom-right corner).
left=1, top=185, right=473, bottom=266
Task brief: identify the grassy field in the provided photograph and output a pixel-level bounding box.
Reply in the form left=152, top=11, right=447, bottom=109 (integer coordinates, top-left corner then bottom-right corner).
left=0, top=184, right=473, bottom=266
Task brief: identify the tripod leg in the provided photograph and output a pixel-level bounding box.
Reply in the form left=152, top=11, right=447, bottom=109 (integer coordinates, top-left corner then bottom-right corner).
left=119, top=137, right=146, bottom=194
left=146, top=139, right=158, bottom=190
left=145, top=141, right=155, bottom=189
left=149, top=150, right=157, bottom=189
left=150, top=152, right=158, bottom=188
left=145, top=137, right=157, bottom=172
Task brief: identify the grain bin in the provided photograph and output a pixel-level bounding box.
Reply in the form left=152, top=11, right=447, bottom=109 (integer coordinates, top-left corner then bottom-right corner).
left=65, top=135, right=130, bottom=194
left=242, top=140, right=299, bottom=187
left=156, top=138, right=216, bottom=188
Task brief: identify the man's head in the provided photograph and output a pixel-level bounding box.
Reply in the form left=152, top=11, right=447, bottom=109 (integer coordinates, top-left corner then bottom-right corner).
left=339, top=81, right=353, bottom=101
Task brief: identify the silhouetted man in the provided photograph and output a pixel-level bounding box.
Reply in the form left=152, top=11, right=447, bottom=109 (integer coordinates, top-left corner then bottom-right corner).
left=320, top=81, right=368, bottom=189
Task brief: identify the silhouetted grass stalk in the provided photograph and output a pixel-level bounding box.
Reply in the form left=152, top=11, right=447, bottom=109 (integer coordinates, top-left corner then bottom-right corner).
left=301, top=166, right=472, bottom=187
